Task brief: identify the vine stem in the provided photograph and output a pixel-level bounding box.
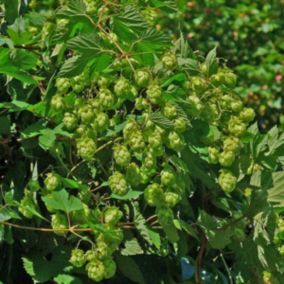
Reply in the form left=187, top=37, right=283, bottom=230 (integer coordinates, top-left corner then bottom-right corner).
left=220, top=253, right=233, bottom=284
left=0, top=221, right=161, bottom=233
left=195, top=234, right=208, bottom=284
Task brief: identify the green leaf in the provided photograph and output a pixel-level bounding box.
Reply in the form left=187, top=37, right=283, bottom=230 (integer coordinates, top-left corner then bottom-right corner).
left=42, top=189, right=83, bottom=213
left=3, top=0, right=20, bottom=23
left=22, top=248, right=69, bottom=283
left=121, top=238, right=144, bottom=256
left=10, top=49, right=38, bottom=70
left=116, top=255, right=146, bottom=284
left=39, top=129, right=56, bottom=150
left=111, top=190, right=143, bottom=200
left=147, top=228, right=161, bottom=249
left=149, top=111, right=174, bottom=129
left=58, top=55, right=89, bottom=77
left=268, top=171, right=284, bottom=207
left=54, top=274, right=83, bottom=284
left=205, top=46, right=218, bottom=75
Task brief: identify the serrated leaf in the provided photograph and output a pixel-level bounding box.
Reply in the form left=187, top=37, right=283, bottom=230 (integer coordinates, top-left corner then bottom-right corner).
left=121, top=238, right=144, bottom=256
left=205, top=46, right=218, bottom=75
left=58, top=55, right=90, bottom=77
left=268, top=171, right=284, bottom=207
left=149, top=112, right=174, bottom=129
left=22, top=248, right=69, bottom=283
left=42, top=189, right=83, bottom=213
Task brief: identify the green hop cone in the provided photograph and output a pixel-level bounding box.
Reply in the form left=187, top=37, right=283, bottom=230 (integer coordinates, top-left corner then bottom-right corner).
left=94, top=112, right=109, bottom=132
left=96, top=228, right=124, bottom=254
left=163, top=102, right=177, bottom=118
left=168, top=131, right=185, bottom=151
left=51, top=212, right=68, bottom=236
left=160, top=166, right=175, bottom=186
left=224, top=71, right=237, bottom=87
left=162, top=51, right=177, bottom=69
left=19, top=197, right=37, bottom=219
left=164, top=191, right=180, bottom=208
left=144, top=183, right=164, bottom=207
left=187, top=95, right=203, bottom=115
left=230, top=99, right=243, bottom=113
left=218, top=169, right=237, bottom=193
left=50, top=95, right=65, bottom=111
left=77, top=105, right=95, bottom=124
left=223, top=136, right=240, bottom=153
left=240, top=107, right=255, bottom=123
left=69, top=248, right=86, bottom=268
left=135, top=70, right=150, bottom=87
left=95, top=241, right=109, bottom=259
left=146, top=82, right=161, bottom=104
left=190, top=77, right=207, bottom=94
left=113, top=144, right=131, bottom=168
left=174, top=117, right=188, bottom=133
left=98, top=88, right=115, bottom=109
left=76, top=137, right=97, bottom=161
left=85, top=249, right=97, bottom=262
left=103, top=206, right=123, bottom=226
left=86, top=259, right=105, bottom=282
left=208, top=147, right=220, bottom=164
left=103, top=257, right=117, bottom=279
left=114, top=77, right=130, bottom=97
left=55, top=78, right=70, bottom=94
left=219, top=150, right=236, bottom=167
left=44, top=172, right=61, bottom=191
left=228, top=116, right=247, bottom=137
left=63, top=112, right=78, bottom=131
left=108, top=171, right=128, bottom=195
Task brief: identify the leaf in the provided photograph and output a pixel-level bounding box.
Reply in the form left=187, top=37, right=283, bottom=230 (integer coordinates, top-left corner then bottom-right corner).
left=149, top=111, right=174, bottom=129
left=268, top=171, right=284, bottom=207
left=205, top=46, right=218, bottom=75
left=116, top=255, right=146, bottom=284
left=10, top=49, right=38, bottom=70
left=111, top=190, right=143, bottom=200
left=3, top=0, right=20, bottom=23
left=121, top=238, right=144, bottom=256
left=42, top=189, right=83, bottom=213
left=22, top=248, right=69, bottom=283
left=147, top=228, right=161, bottom=249
left=39, top=129, right=56, bottom=150
left=54, top=274, right=83, bottom=284
left=161, top=73, right=187, bottom=88
left=58, top=55, right=90, bottom=77
left=112, top=5, right=148, bottom=41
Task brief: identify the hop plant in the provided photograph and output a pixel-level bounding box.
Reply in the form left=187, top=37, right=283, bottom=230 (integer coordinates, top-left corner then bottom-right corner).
left=76, top=137, right=97, bottom=161
left=103, top=206, right=123, bottom=225
left=144, top=183, right=164, bottom=207
left=69, top=249, right=86, bottom=268
left=146, top=82, right=162, bottom=104
left=63, top=112, right=78, bottom=130
left=19, top=197, right=37, bottom=219
left=208, top=147, right=220, bottom=164
left=218, top=169, right=237, bottom=193
left=135, top=70, right=150, bottom=87
left=44, top=172, right=61, bottom=191
left=164, top=191, right=180, bottom=208
left=219, top=150, right=236, bottom=167
left=160, top=166, right=175, bottom=186
left=86, top=259, right=105, bottom=282
left=113, top=144, right=131, bottom=168
left=162, top=51, right=177, bottom=69
left=108, top=172, right=128, bottom=195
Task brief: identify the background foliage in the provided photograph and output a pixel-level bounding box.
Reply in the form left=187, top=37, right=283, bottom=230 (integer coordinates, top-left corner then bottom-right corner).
left=0, top=1, right=284, bottom=284
left=155, top=0, right=284, bottom=130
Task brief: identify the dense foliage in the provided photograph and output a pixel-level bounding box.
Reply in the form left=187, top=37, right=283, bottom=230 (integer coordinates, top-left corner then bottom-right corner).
left=154, top=0, right=284, bottom=129
left=0, top=1, right=284, bottom=284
